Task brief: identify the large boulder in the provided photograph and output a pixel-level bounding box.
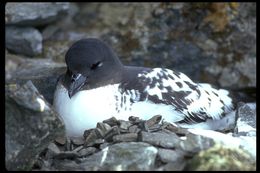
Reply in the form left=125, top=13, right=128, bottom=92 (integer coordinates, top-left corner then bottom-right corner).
left=5, top=81, right=65, bottom=170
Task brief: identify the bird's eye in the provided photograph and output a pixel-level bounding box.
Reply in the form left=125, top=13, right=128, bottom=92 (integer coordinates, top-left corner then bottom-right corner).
left=91, top=61, right=103, bottom=70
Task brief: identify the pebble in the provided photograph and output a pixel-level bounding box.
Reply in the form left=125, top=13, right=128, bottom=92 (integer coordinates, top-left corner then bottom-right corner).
left=113, top=133, right=138, bottom=142
left=71, top=137, right=85, bottom=146
left=103, top=126, right=120, bottom=142
left=102, top=117, right=118, bottom=127
left=55, top=136, right=66, bottom=146
left=78, top=147, right=97, bottom=157
left=84, top=129, right=99, bottom=145
left=128, top=125, right=140, bottom=133
left=139, top=131, right=181, bottom=148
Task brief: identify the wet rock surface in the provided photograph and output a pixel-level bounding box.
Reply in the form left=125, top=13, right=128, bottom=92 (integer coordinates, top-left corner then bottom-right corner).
left=5, top=3, right=256, bottom=171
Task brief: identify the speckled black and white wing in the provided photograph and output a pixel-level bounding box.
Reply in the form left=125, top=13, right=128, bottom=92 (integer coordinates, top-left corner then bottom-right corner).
left=119, top=68, right=234, bottom=124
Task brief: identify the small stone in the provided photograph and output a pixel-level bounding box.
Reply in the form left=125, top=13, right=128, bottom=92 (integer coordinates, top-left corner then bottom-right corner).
left=78, top=147, right=97, bottom=157
left=94, top=128, right=105, bottom=138
left=164, top=123, right=189, bottom=136
left=92, top=139, right=105, bottom=147
left=104, top=126, right=120, bottom=142
left=147, top=124, right=162, bottom=132
left=71, top=137, right=85, bottom=146
left=128, top=125, right=140, bottom=133
left=113, top=133, right=138, bottom=142
left=128, top=116, right=141, bottom=123
left=55, top=136, right=66, bottom=146
left=96, top=122, right=111, bottom=136
left=46, top=143, right=60, bottom=159
left=102, top=117, right=118, bottom=127
left=145, top=115, right=162, bottom=128
left=157, top=148, right=185, bottom=163
left=137, top=121, right=149, bottom=131
left=139, top=131, right=180, bottom=148
left=84, top=138, right=105, bottom=148
left=73, top=145, right=84, bottom=152
left=99, top=142, right=110, bottom=150
left=84, top=129, right=99, bottom=146
left=118, top=120, right=132, bottom=130
left=54, top=151, right=79, bottom=160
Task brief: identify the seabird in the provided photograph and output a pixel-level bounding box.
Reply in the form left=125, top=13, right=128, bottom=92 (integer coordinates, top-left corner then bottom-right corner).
left=53, top=38, right=234, bottom=137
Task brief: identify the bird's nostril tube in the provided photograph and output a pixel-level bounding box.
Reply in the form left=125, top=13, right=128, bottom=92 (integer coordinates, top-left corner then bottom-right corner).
left=71, top=74, right=77, bottom=82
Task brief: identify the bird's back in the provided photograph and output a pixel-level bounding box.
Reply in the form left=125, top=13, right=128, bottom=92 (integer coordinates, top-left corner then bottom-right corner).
left=119, top=67, right=234, bottom=125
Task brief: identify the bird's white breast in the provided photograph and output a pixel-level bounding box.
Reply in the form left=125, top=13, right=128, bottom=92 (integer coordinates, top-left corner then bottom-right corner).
left=53, top=82, right=184, bottom=137
left=53, top=83, right=118, bottom=136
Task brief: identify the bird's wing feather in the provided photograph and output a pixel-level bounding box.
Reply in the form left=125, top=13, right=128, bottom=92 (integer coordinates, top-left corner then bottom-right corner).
left=120, top=68, right=233, bottom=124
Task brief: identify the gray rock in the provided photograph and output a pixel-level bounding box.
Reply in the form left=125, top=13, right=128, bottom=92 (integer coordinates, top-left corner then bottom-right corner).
left=234, top=103, right=256, bottom=136
left=113, top=133, right=138, bottom=142
left=5, top=53, right=66, bottom=104
left=91, top=139, right=105, bottom=148
left=79, top=142, right=158, bottom=171
left=54, top=151, right=79, bottom=160
left=99, top=142, right=110, bottom=150
left=163, top=122, right=189, bottom=135
left=128, top=125, right=140, bottom=133
left=128, top=116, right=141, bottom=123
left=83, top=129, right=99, bottom=146
left=118, top=120, right=132, bottom=131
left=78, top=147, right=97, bottom=157
left=157, top=161, right=186, bottom=171
left=45, top=143, right=61, bottom=159
left=157, top=148, right=185, bottom=163
left=73, top=145, right=84, bottom=152
left=5, top=81, right=65, bottom=171
left=145, top=115, right=162, bottom=128
left=5, top=2, right=69, bottom=26
left=5, top=26, right=42, bottom=56
left=102, top=116, right=118, bottom=127
left=52, top=159, right=83, bottom=171
left=103, top=126, right=120, bottom=142
left=179, top=129, right=219, bottom=153
left=96, top=122, right=111, bottom=137
left=181, top=129, right=256, bottom=159
left=54, top=136, right=66, bottom=146
left=42, top=24, right=60, bottom=41
left=139, top=131, right=180, bottom=148
left=71, top=136, right=84, bottom=146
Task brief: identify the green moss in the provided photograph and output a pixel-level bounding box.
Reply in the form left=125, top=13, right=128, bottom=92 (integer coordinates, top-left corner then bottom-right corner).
left=185, top=143, right=256, bottom=171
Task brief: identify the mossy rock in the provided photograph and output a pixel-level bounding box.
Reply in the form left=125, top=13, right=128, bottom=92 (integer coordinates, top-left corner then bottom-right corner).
left=185, top=143, right=256, bottom=171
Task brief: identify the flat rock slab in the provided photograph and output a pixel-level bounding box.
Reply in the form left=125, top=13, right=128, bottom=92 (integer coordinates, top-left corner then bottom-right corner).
left=139, top=131, right=181, bottom=148
left=78, top=142, right=158, bottom=171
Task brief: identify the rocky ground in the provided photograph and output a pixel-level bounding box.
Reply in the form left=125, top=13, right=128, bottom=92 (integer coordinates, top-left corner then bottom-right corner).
left=5, top=2, right=256, bottom=171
